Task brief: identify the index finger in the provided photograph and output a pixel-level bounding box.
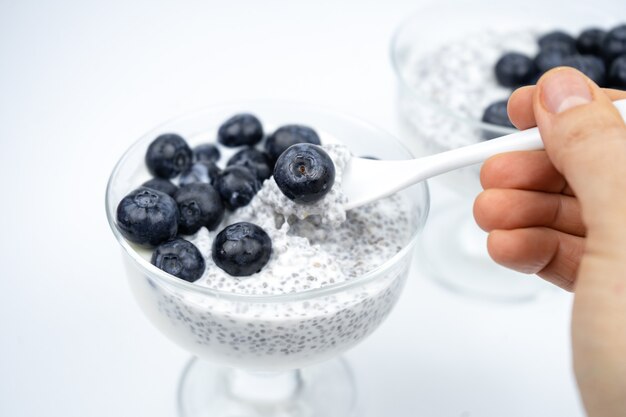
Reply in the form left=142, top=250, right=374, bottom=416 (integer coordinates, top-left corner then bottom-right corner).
left=480, top=150, right=574, bottom=196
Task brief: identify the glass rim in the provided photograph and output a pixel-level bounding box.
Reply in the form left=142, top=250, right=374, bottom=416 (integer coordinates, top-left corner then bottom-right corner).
left=105, top=100, right=430, bottom=303
left=388, top=6, right=519, bottom=136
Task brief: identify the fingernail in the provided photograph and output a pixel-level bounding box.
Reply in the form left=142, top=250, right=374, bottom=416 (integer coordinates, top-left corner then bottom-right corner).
left=541, top=69, right=592, bottom=113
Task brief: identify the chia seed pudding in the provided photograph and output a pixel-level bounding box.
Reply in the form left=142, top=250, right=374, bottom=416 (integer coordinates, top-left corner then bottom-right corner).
left=398, top=30, right=537, bottom=149
left=120, top=126, right=424, bottom=371
left=395, top=30, right=537, bottom=194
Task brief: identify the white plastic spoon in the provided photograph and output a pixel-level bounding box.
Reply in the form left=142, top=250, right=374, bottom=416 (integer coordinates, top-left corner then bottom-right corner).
left=342, top=99, right=626, bottom=210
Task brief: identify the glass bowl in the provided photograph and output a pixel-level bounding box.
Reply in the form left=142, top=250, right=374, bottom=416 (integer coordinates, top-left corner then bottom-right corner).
left=105, top=101, right=430, bottom=417
left=390, top=3, right=619, bottom=300
left=391, top=1, right=619, bottom=195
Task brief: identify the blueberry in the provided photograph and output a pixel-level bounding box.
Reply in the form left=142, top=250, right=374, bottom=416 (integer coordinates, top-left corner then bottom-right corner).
left=265, top=125, right=321, bottom=163
left=179, top=161, right=221, bottom=186
left=602, top=24, right=626, bottom=63
left=538, top=30, right=576, bottom=54
left=227, top=148, right=273, bottom=181
left=212, top=222, right=272, bottom=277
left=482, top=100, right=514, bottom=127
left=608, top=55, right=626, bottom=89
left=534, top=49, right=569, bottom=74
left=142, top=178, right=178, bottom=197
left=576, top=28, right=606, bottom=56
left=273, top=143, right=335, bottom=204
left=145, top=134, right=193, bottom=179
left=116, top=187, right=178, bottom=247
left=528, top=72, right=541, bottom=85
left=494, top=52, right=536, bottom=87
left=481, top=100, right=515, bottom=140
left=193, top=143, right=221, bottom=163
left=562, top=54, right=606, bottom=86
left=214, top=166, right=261, bottom=210
left=218, top=113, right=264, bottom=147
left=174, top=183, right=224, bottom=234
left=151, top=238, right=205, bottom=282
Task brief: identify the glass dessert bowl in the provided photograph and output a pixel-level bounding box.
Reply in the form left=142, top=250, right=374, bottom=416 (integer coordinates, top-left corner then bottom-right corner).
left=105, top=101, right=430, bottom=417
left=390, top=3, right=620, bottom=300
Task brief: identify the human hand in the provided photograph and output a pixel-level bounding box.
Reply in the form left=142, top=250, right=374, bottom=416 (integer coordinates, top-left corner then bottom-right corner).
left=473, top=68, right=626, bottom=417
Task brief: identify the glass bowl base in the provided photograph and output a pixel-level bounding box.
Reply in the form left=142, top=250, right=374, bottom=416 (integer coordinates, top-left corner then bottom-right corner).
left=177, top=356, right=356, bottom=417
left=419, top=201, right=545, bottom=302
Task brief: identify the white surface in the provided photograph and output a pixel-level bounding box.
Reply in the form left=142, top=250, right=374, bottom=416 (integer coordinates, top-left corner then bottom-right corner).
left=0, top=0, right=593, bottom=416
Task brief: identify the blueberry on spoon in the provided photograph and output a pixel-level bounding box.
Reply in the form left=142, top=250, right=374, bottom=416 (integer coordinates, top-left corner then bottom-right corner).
left=274, top=143, right=335, bottom=204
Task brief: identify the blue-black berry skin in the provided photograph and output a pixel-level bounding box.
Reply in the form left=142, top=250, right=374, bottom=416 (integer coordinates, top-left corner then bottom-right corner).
left=538, top=31, right=577, bottom=54
left=482, top=100, right=514, bottom=127
left=116, top=187, right=178, bottom=247
left=151, top=239, right=205, bottom=282
left=227, top=148, right=273, bottom=181
left=577, top=28, right=606, bottom=56
left=142, top=178, right=178, bottom=197
left=534, top=49, right=569, bottom=74
left=562, top=55, right=606, bottom=86
left=602, top=24, right=626, bottom=63
left=145, top=134, right=193, bottom=179
left=265, top=125, right=321, bottom=163
left=179, top=161, right=221, bottom=186
left=481, top=100, right=514, bottom=140
left=215, top=166, right=261, bottom=210
left=608, top=55, right=626, bottom=89
left=175, top=183, right=225, bottom=234
left=273, top=144, right=335, bottom=204
left=495, top=52, right=536, bottom=87
left=193, top=143, right=221, bottom=163
left=212, top=222, right=272, bottom=277
left=218, top=113, right=264, bottom=147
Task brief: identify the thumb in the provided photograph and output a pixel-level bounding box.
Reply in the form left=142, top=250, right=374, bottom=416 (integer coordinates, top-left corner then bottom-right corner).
left=533, top=68, right=626, bottom=235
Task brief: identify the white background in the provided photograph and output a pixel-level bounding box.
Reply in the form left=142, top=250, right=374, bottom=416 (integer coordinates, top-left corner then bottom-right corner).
left=1, top=0, right=618, bottom=416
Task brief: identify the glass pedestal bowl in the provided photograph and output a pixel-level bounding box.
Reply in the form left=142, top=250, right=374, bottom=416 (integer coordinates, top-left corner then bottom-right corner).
left=105, top=102, right=430, bottom=417
left=390, top=2, right=619, bottom=301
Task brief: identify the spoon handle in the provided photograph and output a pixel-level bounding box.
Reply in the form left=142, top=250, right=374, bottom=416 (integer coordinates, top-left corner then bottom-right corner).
left=343, top=99, right=626, bottom=210
left=413, top=98, right=626, bottom=178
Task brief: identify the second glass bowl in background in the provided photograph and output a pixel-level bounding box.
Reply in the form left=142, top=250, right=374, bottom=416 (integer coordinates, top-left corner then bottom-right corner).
left=390, top=2, right=620, bottom=300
